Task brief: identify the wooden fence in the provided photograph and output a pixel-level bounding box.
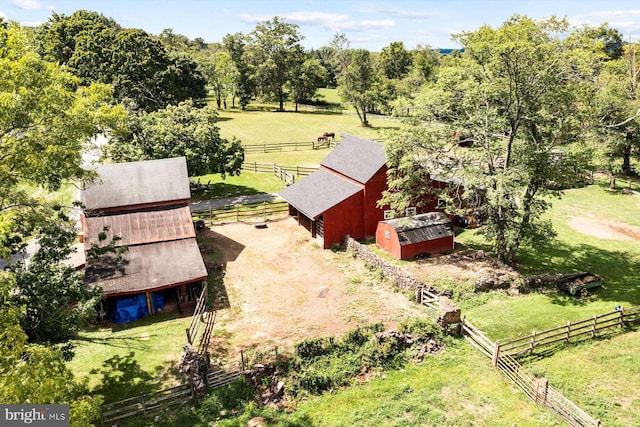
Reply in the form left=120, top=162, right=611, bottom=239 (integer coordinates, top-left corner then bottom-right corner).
left=461, top=318, right=601, bottom=427
left=241, top=139, right=333, bottom=153
left=192, top=200, right=289, bottom=225
left=100, top=361, right=242, bottom=426
left=420, top=288, right=440, bottom=310
left=101, top=383, right=193, bottom=426
left=496, top=306, right=640, bottom=360
left=185, top=285, right=208, bottom=347
left=243, top=162, right=317, bottom=178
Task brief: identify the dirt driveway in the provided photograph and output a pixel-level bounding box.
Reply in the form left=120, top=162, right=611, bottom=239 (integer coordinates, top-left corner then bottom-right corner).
left=200, top=218, right=426, bottom=359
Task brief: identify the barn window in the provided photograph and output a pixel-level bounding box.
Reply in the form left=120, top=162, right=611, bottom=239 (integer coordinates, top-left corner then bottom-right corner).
left=405, top=207, right=417, bottom=217
left=437, top=198, right=446, bottom=209
left=384, top=229, right=390, bottom=239
left=384, top=210, right=395, bottom=219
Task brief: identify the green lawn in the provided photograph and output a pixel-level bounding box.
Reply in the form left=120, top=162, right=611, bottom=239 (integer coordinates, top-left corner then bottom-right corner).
left=460, top=181, right=640, bottom=340
left=527, top=329, right=640, bottom=426
left=294, top=341, right=562, bottom=427
left=67, top=312, right=191, bottom=404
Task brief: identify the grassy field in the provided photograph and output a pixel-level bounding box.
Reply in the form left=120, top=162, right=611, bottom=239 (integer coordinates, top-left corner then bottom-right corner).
left=215, top=108, right=397, bottom=145
left=459, top=180, right=640, bottom=340
left=293, top=342, right=562, bottom=427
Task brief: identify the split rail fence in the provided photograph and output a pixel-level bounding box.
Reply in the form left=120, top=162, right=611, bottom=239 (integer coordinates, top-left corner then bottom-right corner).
left=241, top=139, right=333, bottom=153
left=496, top=305, right=640, bottom=360
left=192, top=200, right=289, bottom=225
left=100, top=361, right=242, bottom=427
left=241, top=162, right=318, bottom=186
left=461, top=318, right=602, bottom=427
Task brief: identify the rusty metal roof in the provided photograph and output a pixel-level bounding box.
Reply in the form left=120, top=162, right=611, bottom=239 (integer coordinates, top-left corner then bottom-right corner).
left=82, top=157, right=190, bottom=210
left=85, top=238, right=207, bottom=296
left=83, top=206, right=195, bottom=249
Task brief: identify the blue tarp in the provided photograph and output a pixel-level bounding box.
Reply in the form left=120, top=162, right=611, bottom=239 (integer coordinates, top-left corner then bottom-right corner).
left=108, top=292, right=165, bottom=324
left=109, top=294, right=148, bottom=324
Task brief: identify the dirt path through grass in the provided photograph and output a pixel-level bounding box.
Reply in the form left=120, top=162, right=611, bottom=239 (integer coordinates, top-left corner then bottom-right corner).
left=201, top=218, right=426, bottom=360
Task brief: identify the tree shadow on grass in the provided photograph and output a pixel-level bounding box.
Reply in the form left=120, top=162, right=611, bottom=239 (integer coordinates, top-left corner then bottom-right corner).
left=91, top=351, right=157, bottom=404
left=191, top=183, right=264, bottom=200
left=516, top=239, right=640, bottom=306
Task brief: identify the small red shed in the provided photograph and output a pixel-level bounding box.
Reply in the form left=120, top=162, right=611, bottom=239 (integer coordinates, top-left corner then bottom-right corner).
left=376, top=212, right=454, bottom=260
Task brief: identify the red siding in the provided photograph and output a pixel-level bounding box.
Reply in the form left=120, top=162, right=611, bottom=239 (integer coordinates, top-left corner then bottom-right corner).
left=321, top=191, right=365, bottom=248
left=363, top=166, right=389, bottom=237
left=400, top=236, right=454, bottom=260
left=376, top=222, right=401, bottom=258
left=375, top=221, right=454, bottom=260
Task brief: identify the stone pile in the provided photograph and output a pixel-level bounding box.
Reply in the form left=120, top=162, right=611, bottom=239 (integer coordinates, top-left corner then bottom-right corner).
left=243, top=364, right=285, bottom=406
left=178, top=344, right=207, bottom=398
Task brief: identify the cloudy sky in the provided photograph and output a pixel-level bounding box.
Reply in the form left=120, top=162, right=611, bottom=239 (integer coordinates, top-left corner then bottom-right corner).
left=2, top=0, right=640, bottom=50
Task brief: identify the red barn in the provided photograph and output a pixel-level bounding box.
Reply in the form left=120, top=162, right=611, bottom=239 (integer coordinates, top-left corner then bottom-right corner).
left=279, top=135, right=389, bottom=248
left=376, top=212, right=454, bottom=260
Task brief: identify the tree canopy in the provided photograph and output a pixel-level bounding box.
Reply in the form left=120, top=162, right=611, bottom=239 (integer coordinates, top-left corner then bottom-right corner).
left=106, top=101, right=244, bottom=177
left=382, top=16, right=601, bottom=263
left=0, top=22, right=125, bottom=258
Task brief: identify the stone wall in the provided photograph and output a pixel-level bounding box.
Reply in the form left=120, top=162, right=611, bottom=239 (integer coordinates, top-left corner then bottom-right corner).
left=345, top=236, right=440, bottom=302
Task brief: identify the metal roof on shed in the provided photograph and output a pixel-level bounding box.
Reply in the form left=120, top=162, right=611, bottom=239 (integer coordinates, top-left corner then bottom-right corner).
left=81, top=157, right=190, bottom=210
left=279, top=169, right=362, bottom=219
left=83, top=206, right=195, bottom=249
left=384, top=212, right=453, bottom=245
left=85, top=238, right=207, bottom=296
left=321, top=135, right=386, bottom=184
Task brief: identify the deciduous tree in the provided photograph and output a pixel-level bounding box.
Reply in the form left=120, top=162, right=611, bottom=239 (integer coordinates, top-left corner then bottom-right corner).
left=382, top=16, right=599, bottom=263
left=248, top=17, right=305, bottom=111
left=106, top=101, right=244, bottom=177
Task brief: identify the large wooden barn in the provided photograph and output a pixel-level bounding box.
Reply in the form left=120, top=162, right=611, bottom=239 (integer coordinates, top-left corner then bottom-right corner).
left=81, top=157, right=207, bottom=323
left=279, top=135, right=390, bottom=249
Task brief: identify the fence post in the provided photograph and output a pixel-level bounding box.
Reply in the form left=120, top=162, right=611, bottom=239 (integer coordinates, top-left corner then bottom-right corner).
left=566, top=321, right=571, bottom=342
left=492, top=341, right=501, bottom=368
left=535, top=377, right=549, bottom=405
left=529, top=331, right=536, bottom=355
left=254, top=162, right=257, bottom=173
left=186, top=328, right=192, bottom=345
left=240, top=350, right=245, bottom=371
left=236, top=205, right=239, bottom=222
left=591, top=315, right=597, bottom=337
left=619, top=306, right=624, bottom=328
left=141, top=393, right=147, bottom=418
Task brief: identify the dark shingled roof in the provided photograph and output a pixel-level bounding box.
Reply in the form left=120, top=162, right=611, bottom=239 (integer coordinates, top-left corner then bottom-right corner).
left=384, top=212, right=453, bottom=246
left=321, top=135, right=386, bottom=183
left=279, top=169, right=361, bottom=219
left=82, top=157, right=190, bottom=210
left=85, top=238, right=208, bottom=296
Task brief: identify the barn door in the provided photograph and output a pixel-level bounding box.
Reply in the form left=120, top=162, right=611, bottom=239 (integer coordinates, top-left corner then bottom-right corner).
left=315, top=216, right=324, bottom=246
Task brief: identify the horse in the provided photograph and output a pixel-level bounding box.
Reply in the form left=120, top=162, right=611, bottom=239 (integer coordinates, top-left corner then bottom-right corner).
left=317, top=135, right=328, bottom=143
left=323, top=132, right=335, bottom=141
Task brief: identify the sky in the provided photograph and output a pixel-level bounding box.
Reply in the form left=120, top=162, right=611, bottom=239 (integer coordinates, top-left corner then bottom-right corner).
left=1, top=0, right=640, bottom=51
